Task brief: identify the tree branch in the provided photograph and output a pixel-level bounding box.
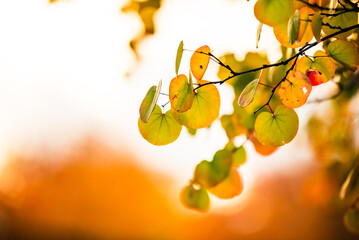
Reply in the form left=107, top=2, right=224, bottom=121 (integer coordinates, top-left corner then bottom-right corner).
left=193, top=23, right=359, bottom=92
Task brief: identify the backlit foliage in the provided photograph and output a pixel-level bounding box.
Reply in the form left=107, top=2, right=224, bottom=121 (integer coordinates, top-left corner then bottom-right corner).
left=138, top=0, right=359, bottom=233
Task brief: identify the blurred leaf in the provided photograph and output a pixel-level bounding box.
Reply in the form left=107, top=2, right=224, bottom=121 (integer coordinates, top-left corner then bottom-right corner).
left=224, top=142, right=247, bottom=167
left=138, top=105, right=182, bottom=145
left=273, top=9, right=313, bottom=48
left=208, top=168, right=243, bottom=199
left=250, top=134, right=278, bottom=156
left=169, top=74, right=194, bottom=113
left=190, top=45, right=211, bottom=80
left=278, top=71, right=312, bottom=108
left=122, top=0, right=162, bottom=58
left=139, top=80, right=162, bottom=123
left=180, top=184, right=210, bottom=213
left=171, top=80, right=220, bottom=129
left=238, top=79, right=259, bottom=108
left=328, top=40, right=359, bottom=71
left=296, top=50, right=335, bottom=85
left=297, top=7, right=314, bottom=43
left=311, top=12, right=322, bottom=43
left=221, top=114, right=245, bottom=139
left=254, top=105, right=299, bottom=147
left=256, top=22, right=263, bottom=48
left=288, top=10, right=300, bottom=45
left=254, top=0, right=295, bottom=27
left=175, top=41, right=184, bottom=76
left=194, top=149, right=232, bottom=188
left=340, top=165, right=359, bottom=200
left=186, top=126, right=197, bottom=136
left=322, top=4, right=357, bottom=38
left=233, top=146, right=247, bottom=167
left=344, top=207, right=359, bottom=234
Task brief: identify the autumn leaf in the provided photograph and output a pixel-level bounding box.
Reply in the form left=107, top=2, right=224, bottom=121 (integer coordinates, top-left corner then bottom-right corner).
left=278, top=71, right=312, bottom=108
left=190, top=45, right=211, bottom=80
left=180, top=184, right=210, bottom=213
left=194, top=149, right=232, bottom=188
left=171, top=80, right=220, bottom=129
left=254, top=0, right=295, bottom=27
left=296, top=50, right=335, bottom=86
left=139, top=80, right=162, bottom=123
left=169, top=74, right=194, bottom=113
left=254, top=105, right=299, bottom=147
left=208, top=168, right=243, bottom=199
left=138, top=105, right=182, bottom=146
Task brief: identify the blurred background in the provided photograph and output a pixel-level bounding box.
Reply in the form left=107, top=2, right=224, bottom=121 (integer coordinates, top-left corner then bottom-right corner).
left=0, top=0, right=358, bottom=239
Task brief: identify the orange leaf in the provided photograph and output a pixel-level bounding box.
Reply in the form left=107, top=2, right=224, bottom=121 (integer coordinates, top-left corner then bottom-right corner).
left=190, top=45, right=211, bottom=80
left=278, top=71, right=312, bottom=108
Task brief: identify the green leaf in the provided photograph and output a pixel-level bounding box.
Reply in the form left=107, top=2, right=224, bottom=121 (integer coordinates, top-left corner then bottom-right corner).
left=238, top=79, right=259, bottom=108
left=288, top=9, right=300, bottom=45
left=254, top=105, right=299, bottom=147
left=208, top=168, right=243, bottom=199
left=138, top=105, right=182, bottom=146
left=175, top=41, right=184, bottom=76
left=297, top=50, right=335, bottom=84
left=344, top=207, right=359, bottom=234
left=233, top=146, right=247, bottom=167
left=311, top=12, right=322, bottom=43
left=254, top=0, right=294, bottom=27
left=139, top=80, right=162, bottom=123
left=180, top=184, right=210, bottom=213
left=186, top=126, right=197, bottom=136
left=194, top=149, right=232, bottom=188
left=322, top=4, right=358, bottom=38
left=171, top=80, right=220, bottom=129
left=328, top=40, right=359, bottom=71
left=224, top=142, right=246, bottom=167
left=169, top=74, right=194, bottom=113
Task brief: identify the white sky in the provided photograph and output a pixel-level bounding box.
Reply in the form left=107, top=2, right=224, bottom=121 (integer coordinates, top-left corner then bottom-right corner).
left=0, top=0, right=316, bottom=209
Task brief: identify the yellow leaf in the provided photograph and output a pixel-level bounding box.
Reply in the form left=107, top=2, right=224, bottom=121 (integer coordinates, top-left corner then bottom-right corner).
left=171, top=80, right=220, bottom=129
left=278, top=71, right=312, bottom=108
left=190, top=45, right=211, bottom=80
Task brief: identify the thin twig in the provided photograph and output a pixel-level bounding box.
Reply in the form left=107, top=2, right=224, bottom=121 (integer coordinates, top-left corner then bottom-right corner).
left=193, top=23, right=359, bottom=92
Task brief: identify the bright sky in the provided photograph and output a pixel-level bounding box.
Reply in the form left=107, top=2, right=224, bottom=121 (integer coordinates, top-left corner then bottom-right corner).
left=0, top=0, right=315, bottom=209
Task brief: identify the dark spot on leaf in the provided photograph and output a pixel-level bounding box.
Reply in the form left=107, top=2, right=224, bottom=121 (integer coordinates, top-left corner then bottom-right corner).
left=200, top=65, right=203, bottom=69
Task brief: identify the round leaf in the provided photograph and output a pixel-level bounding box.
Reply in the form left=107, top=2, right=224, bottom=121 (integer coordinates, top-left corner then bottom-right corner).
left=169, top=74, right=194, bottom=113
left=194, top=149, right=232, bottom=188
left=138, top=105, right=182, bottom=146
left=328, top=40, right=359, bottom=71
left=254, top=0, right=295, bottom=27
left=238, top=79, right=259, bottom=108
left=175, top=40, right=184, bottom=76
left=254, top=105, right=299, bottom=147
left=190, top=45, right=211, bottom=80
left=296, top=50, right=335, bottom=85
left=208, top=168, right=243, bottom=199
left=180, top=184, right=210, bottom=213
left=344, top=208, right=359, bottom=234
left=224, top=142, right=247, bottom=167
left=250, top=135, right=278, bottom=156
left=171, top=80, right=220, bottom=129
left=278, top=71, right=312, bottom=108
left=139, top=80, right=162, bottom=123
